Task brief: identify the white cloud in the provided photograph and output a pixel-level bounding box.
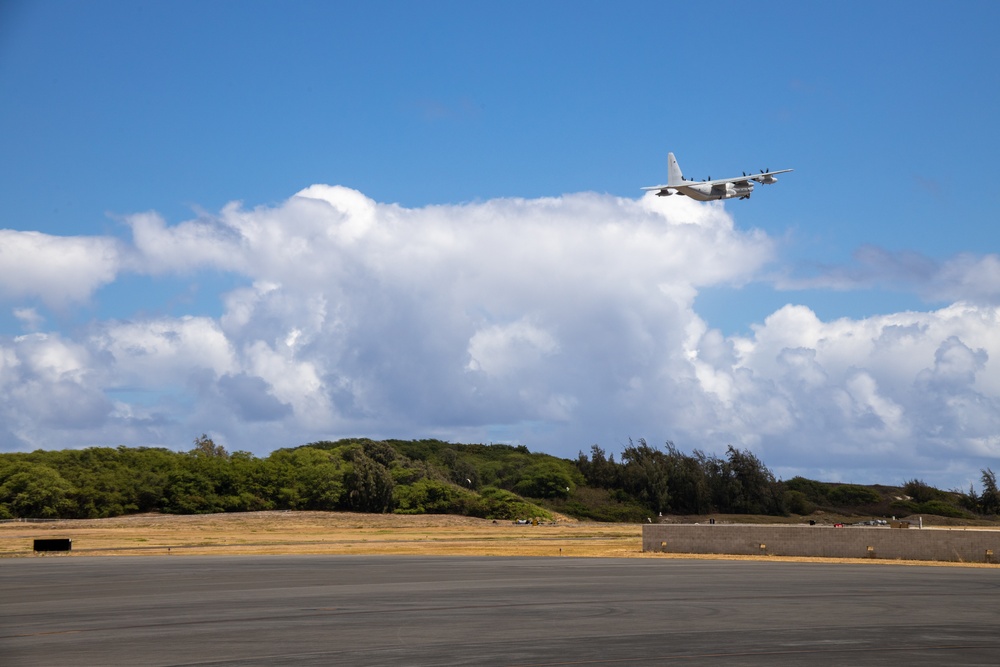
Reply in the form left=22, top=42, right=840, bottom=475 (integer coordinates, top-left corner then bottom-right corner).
left=466, top=319, right=560, bottom=376
left=0, top=230, right=120, bottom=307
left=694, top=302, right=1000, bottom=483
left=13, top=307, right=44, bottom=331
left=94, top=316, right=237, bottom=388
left=0, top=334, right=112, bottom=446
left=778, top=245, right=1000, bottom=305
left=930, top=253, right=1000, bottom=303
left=1, top=187, right=999, bottom=488
left=125, top=211, right=245, bottom=275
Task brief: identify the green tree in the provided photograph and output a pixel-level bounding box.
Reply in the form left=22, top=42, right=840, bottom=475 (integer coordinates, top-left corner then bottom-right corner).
left=449, top=458, right=480, bottom=490
left=344, top=450, right=395, bottom=513
left=265, top=447, right=347, bottom=510
left=513, top=462, right=574, bottom=499
left=362, top=440, right=398, bottom=467
left=958, top=483, right=980, bottom=513
left=395, top=478, right=479, bottom=514
left=161, top=469, right=222, bottom=514
left=0, top=463, right=77, bottom=518
left=703, top=447, right=783, bottom=515
left=903, top=479, right=943, bottom=504
left=191, top=434, right=228, bottom=459
left=662, top=444, right=711, bottom=514
left=980, top=468, right=1000, bottom=515
left=724, top=446, right=783, bottom=515
left=577, top=445, right=618, bottom=489
left=620, top=439, right=671, bottom=513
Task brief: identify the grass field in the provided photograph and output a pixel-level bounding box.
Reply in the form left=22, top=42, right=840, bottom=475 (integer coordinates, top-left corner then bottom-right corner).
left=3, top=511, right=996, bottom=567
left=0, top=511, right=644, bottom=558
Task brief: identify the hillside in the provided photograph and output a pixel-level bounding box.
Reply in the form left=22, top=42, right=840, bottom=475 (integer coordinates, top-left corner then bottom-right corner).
left=1, top=437, right=997, bottom=524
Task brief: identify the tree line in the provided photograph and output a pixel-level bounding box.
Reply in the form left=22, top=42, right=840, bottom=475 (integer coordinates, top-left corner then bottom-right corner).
left=574, top=439, right=784, bottom=518
left=0, top=437, right=559, bottom=521
left=1, top=436, right=996, bottom=522
left=957, top=468, right=1000, bottom=516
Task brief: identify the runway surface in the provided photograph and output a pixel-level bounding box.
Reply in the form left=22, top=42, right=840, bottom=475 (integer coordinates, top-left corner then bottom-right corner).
left=2, top=555, right=999, bottom=666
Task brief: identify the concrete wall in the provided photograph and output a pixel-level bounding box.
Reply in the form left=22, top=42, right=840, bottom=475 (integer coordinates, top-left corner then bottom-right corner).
left=643, top=524, right=1000, bottom=563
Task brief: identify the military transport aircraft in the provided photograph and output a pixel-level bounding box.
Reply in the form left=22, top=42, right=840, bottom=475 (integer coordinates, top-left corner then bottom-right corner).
left=643, top=152, right=792, bottom=201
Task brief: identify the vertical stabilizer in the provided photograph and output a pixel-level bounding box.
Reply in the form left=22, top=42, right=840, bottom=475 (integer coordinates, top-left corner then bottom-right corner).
left=667, top=152, right=683, bottom=185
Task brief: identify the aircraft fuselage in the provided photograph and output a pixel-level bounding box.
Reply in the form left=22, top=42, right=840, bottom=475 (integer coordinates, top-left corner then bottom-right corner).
left=643, top=152, right=791, bottom=202
left=663, top=182, right=756, bottom=201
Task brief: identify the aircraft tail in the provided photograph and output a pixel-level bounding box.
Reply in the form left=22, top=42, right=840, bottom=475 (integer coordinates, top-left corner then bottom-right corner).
left=667, top=152, right=683, bottom=186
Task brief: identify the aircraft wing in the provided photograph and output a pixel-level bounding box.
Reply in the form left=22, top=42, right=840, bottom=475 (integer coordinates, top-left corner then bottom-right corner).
left=638, top=176, right=754, bottom=192
left=641, top=179, right=751, bottom=190
left=680, top=169, right=793, bottom=189
left=697, top=169, right=793, bottom=188
left=643, top=169, right=792, bottom=193
left=748, top=168, right=793, bottom=183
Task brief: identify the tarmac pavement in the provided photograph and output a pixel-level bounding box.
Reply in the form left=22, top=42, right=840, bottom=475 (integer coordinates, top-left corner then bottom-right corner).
left=2, top=555, right=999, bottom=666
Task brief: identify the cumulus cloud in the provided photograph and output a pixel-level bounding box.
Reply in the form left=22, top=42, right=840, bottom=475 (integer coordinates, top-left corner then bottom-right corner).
left=217, top=373, right=293, bottom=422
left=696, top=302, right=1000, bottom=482
left=0, top=230, right=120, bottom=307
left=1, top=187, right=999, bottom=487
left=466, top=319, right=560, bottom=376
left=0, top=333, right=113, bottom=444
left=94, top=316, right=237, bottom=388
left=124, top=211, right=246, bottom=275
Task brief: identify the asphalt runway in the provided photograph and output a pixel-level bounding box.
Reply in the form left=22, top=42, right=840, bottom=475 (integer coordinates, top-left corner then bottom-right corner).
left=2, top=556, right=999, bottom=666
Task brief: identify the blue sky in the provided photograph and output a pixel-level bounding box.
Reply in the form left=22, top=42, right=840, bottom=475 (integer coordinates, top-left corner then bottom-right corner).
left=1, top=1, right=999, bottom=489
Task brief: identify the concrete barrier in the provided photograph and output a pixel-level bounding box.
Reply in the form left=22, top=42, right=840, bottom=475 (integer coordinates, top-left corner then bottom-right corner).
left=643, top=524, right=1000, bottom=563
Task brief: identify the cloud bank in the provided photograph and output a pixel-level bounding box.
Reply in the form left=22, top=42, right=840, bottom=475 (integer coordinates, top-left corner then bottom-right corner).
left=1, top=188, right=998, bottom=487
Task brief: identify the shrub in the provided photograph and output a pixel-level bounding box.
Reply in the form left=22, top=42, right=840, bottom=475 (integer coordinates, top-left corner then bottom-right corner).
left=903, top=479, right=945, bottom=504
left=915, top=500, right=972, bottom=519
left=889, top=499, right=918, bottom=515
left=545, top=486, right=649, bottom=522
left=395, top=479, right=478, bottom=515
left=783, top=477, right=830, bottom=504
left=512, top=462, right=574, bottom=499
left=783, top=490, right=815, bottom=515
left=478, top=487, right=550, bottom=521
left=827, top=484, right=881, bottom=507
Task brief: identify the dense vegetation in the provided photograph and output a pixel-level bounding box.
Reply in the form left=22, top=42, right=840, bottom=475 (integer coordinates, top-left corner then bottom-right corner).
left=0, top=437, right=560, bottom=521
left=1, top=436, right=996, bottom=523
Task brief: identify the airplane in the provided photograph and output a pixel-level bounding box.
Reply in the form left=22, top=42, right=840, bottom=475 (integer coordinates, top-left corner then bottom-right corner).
left=643, top=152, right=792, bottom=201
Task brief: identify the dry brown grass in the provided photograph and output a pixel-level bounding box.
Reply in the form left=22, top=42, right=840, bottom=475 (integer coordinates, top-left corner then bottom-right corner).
left=0, top=511, right=641, bottom=558
left=3, top=511, right=995, bottom=567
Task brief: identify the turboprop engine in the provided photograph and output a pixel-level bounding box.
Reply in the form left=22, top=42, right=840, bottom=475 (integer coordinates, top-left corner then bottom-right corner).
left=727, top=183, right=754, bottom=199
